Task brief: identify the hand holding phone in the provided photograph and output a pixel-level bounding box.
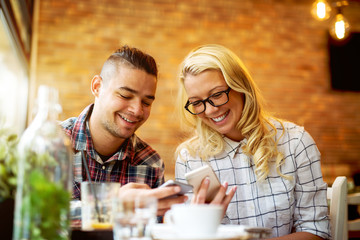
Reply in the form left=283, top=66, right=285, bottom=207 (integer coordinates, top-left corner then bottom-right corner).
left=159, top=180, right=193, bottom=198
left=185, top=165, right=221, bottom=203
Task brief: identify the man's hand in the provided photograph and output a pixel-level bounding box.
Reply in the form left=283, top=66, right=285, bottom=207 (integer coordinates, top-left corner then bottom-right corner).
left=191, top=177, right=236, bottom=216
left=118, top=183, right=188, bottom=216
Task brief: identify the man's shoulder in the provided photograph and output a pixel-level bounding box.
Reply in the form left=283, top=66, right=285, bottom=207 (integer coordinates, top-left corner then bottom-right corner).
left=132, top=135, right=158, bottom=153
left=60, top=117, right=78, bottom=135
left=60, top=117, right=78, bottom=128
left=130, top=135, right=162, bottom=165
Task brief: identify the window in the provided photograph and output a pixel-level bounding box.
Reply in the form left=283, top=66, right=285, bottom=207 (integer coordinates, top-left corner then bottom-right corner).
left=0, top=0, right=33, bottom=134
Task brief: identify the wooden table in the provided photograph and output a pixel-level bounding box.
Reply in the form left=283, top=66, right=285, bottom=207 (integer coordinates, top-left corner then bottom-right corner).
left=71, top=229, right=113, bottom=240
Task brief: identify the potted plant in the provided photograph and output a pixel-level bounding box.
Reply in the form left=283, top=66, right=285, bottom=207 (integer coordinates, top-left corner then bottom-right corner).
left=0, top=123, right=19, bottom=240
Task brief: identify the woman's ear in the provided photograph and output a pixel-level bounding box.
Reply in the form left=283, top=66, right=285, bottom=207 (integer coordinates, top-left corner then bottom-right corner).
left=91, top=75, right=102, bottom=97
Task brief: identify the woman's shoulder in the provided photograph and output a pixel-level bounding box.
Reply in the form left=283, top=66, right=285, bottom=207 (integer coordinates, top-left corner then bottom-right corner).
left=176, top=144, right=194, bottom=161
left=178, top=147, right=190, bottom=157
left=269, top=118, right=317, bottom=146
left=270, top=118, right=305, bottom=135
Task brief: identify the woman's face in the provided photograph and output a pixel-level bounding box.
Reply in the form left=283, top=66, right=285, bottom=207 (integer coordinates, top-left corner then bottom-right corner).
left=183, top=70, right=245, bottom=141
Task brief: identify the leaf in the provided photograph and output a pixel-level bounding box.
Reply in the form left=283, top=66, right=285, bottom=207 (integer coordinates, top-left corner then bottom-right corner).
left=25, top=170, right=70, bottom=240
left=0, top=127, right=18, bottom=201
left=7, top=134, right=18, bottom=143
left=0, top=139, right=8, bottom=160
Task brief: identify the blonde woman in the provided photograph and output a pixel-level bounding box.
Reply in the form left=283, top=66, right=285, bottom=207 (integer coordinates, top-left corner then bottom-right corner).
left=175, top=44, right=330, bottom=240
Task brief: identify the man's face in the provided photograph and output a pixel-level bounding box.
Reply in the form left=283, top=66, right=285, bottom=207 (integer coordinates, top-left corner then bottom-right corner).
left=94, top=65, right=157, bottom=141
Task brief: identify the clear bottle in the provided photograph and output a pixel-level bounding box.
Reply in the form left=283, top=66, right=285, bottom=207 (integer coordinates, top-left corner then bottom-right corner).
left=13, top=85, right=73, bottom=240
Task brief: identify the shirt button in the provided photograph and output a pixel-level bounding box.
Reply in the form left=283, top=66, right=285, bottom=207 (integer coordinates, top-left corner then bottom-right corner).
left=102, top=166, right=105, bottom=170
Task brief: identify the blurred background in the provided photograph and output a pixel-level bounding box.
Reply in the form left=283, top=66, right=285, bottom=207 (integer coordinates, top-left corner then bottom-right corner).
left=1, top=0, right=360, bottom=184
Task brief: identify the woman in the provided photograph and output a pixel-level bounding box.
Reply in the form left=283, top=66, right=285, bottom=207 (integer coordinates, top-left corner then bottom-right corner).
left=175, top=44, right=330, bottom=239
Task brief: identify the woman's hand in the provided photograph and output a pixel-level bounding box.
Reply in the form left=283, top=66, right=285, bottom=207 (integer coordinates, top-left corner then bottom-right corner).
left=191, top=177, right=236, bottom=215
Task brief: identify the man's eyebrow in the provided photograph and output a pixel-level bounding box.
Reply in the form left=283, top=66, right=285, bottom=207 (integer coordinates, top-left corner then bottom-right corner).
left=119, top=86, right=155, bottom=100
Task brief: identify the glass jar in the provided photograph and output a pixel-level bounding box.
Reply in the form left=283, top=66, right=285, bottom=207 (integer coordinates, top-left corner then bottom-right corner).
left=13, top=85, right=73, bottom=240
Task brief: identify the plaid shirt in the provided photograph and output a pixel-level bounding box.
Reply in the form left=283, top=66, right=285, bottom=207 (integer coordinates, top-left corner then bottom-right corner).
left=175, top=120, right=331, bottom=239
left=61, top=104, right=164, bottom=200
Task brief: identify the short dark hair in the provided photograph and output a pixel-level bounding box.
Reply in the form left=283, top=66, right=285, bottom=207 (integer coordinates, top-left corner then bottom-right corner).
left=112, top=45, right=158, bottom=78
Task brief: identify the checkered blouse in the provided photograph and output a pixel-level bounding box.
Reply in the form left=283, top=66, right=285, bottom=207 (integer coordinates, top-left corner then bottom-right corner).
left=175, top=120, right=331, bottom=239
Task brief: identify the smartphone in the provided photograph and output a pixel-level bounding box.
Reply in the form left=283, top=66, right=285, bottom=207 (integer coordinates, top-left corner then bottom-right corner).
left=185, top=165, right=221, bottom=203
left=160, top=180, right=193, bottom=197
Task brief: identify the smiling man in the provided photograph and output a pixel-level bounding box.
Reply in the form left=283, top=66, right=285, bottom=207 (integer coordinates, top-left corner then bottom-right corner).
left=61, top=45, right=186, bottom=216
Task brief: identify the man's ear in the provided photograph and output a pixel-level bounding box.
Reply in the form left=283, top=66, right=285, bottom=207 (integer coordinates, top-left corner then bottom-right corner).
left=91, top=75, right=102, bottom=97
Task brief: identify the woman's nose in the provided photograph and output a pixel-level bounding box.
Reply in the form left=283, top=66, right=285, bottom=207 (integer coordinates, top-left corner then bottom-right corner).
left=203, top=101, right=218, bottom=115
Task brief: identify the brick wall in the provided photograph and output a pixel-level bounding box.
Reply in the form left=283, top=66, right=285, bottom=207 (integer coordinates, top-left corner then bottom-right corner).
left=31, top=0, right=360, bottom=184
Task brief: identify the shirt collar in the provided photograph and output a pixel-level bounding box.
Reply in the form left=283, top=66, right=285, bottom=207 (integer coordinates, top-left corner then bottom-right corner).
left=223, top=136, right=247, bottom=159
left=71, top=104, right=93, bottom=152
left=71, top=103, right=138, bottom=163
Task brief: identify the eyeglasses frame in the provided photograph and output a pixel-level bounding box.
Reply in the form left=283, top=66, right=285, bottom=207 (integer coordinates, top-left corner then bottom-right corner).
left=184, top=87, right=231, bottom=115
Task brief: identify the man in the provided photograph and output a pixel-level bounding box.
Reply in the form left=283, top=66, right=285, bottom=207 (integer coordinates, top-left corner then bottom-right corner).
left=61, top=45, right=186, bottom=216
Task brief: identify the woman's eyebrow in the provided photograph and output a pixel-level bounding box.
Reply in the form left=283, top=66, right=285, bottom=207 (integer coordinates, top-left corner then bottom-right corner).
left=188, top=86, right=227, bottom=100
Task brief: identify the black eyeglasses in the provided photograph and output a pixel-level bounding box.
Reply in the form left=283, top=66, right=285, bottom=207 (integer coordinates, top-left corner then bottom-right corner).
left=184, top=87, right=231, bottom=115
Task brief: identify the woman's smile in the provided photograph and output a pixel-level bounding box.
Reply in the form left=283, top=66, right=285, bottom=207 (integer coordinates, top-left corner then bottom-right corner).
left=210, top=110, right=230, bottom=123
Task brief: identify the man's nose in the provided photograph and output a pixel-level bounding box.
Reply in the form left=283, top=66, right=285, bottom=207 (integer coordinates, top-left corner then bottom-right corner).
left=129, top=100, right=144, bottom=116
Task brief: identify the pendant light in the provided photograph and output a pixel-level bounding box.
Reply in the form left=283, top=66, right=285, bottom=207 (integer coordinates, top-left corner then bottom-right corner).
left=311, top=0, right=332, bottom=21
left=329, top=9, right=350, bottom=40
left=311, top=0, right=351, bottom=40
left=329, top=1, right=350, bottom=40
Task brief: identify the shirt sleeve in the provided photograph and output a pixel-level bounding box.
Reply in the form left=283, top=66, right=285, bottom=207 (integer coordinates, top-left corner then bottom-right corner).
left=155, top=158, right=165, bottom=187
left=175, top=151, right=187, bottom=183
left=132, top=136, right=165, bottom=188
left=175, top=149, right=193, bottom=203
left=136, top=152, right=165, bottom=188
left=293, top=129, right=331, bottom=239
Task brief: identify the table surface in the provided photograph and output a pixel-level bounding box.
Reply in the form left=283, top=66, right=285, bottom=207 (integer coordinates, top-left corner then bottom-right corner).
left=71, top=229, right=113, bottom=240
left=70, top=224, right=272, bottom=240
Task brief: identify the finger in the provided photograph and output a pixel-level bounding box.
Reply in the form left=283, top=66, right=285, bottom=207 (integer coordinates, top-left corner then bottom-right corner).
left=157, top=208, right=170, bottom=217
left=211, top=182, right=228, bottom=204
left=222, top=186, right=237, bottom=206
left=158, top=195, right=188, bottom=207
left=192, top=177, right=210, bottom=204
left=145, top=186, right=182, bottom=199
left=121, top=182, right=150, bottom=190
left=221, top=186, right=237, bottom=216
left=157, top=195, right=188, bottom=215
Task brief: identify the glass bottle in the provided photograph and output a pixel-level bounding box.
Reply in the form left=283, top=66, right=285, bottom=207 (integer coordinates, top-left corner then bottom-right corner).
left=13, top=85, right=73, bottom=240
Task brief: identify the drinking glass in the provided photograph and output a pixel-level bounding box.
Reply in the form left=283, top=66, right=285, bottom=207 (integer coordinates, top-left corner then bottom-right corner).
left=81, top=182, right=120, bottom=230
left=113, top=196, right=158, bottom=240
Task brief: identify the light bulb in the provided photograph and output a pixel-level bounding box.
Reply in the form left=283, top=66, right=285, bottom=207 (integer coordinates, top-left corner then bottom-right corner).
left=330, top=13, right=350, bottom=40
left=311, top=0, right=331, bottom=21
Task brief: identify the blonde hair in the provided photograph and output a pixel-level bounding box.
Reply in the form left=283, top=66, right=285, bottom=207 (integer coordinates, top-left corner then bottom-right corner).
left=176, top=44, right=285, bottom=181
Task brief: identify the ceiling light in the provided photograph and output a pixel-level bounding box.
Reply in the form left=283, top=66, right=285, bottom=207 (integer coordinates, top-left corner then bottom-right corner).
left=311, top=0, right=351, bottom=40
left=311, top=0, right=332, bottom=20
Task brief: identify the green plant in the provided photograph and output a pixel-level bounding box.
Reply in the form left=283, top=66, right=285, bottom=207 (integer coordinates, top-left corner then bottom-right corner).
left=22, top=169, right=70, bottom=240
left=14, top=133, right=71, bottom=239
left=0, top=126, right=18, bottom=202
